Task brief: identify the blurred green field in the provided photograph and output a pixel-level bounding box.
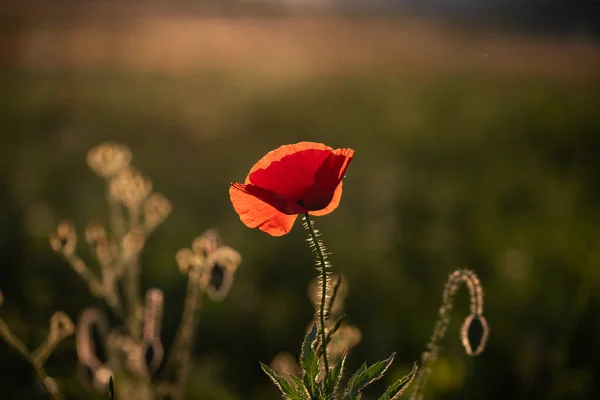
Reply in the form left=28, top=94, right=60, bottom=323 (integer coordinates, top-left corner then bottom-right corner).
left=1, top=60, right=600, bottom=400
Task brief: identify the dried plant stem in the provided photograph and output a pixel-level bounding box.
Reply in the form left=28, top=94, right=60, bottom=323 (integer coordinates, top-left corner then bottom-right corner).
left=410, top=269, right=488, bottom=400
left=32, top=365, right=64, bottom=400
left=65, top=254, right=124, bottom=319
left=0, top=319, right=64, bottom=400
left=303, top=213, right=330, bottom=377
left=0, top=318, right=30, bottom=359
left=125, top=206, right=143, bottom=342
left=106, top=194, right=127, bottom=247
left=163, top=268, right=203, bottom=399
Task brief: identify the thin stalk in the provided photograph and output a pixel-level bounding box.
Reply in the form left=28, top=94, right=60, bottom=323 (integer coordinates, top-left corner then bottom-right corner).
left=410, top=269, right=487, bottom=400
left=304, top=213, right=330, bottom=376
left=0, top=319, right=64, bottom=400
left=33, top=365, right=64, bottom=400
left=162, top=268, right=203, bottom=399
left=65, top=253, right=124, bottom=320
left=125, top=206, right=143, bottom=341
left=106, top=191, right=126, bottom=247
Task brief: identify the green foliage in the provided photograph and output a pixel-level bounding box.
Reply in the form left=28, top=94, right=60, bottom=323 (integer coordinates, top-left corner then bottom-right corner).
left=378, top=363, right=418, bottom=400
left=343, top=354, right=395, bottom=400
left=300, top=324, right=320, bottom=398
left=262, top=326, right=416, bottom=400
left=260, top=363, right=308, bottom=400
left=323, top=351, right=347, bottom=396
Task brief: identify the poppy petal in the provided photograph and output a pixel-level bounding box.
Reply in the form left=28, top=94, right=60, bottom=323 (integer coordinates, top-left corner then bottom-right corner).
left=308, top=181, right=343, bottom=217
left=302, top=148, right=354, bottom=211
left=230, top=183, right=308, bottom=215
left=246, top=142, right=332, bottom=180
left=229, top=184, right=298, bottom=236
left=248, top=142, right=333, bottom=199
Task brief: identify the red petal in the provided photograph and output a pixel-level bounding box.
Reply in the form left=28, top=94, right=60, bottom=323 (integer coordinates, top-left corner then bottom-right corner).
left=302, top=148, right=354, bottom=212
left=308, top=181, right=343, bottom=217
left=229, top=184, right=298, bottom=236
left=247, top=142, right=333, bottom=200
left=230, top=183, right=308, bottom=215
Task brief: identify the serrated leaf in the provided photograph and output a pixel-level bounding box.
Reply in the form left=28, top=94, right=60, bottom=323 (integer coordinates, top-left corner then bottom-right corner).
left=344, top=353, right=396, bottom=399
left=323, top=350, right=348, bottom=396
left=346, top=363, right=367, bottom=394
left=378, top=362, right=419, bottom=400
left=261, top=361, right=305, bottom=400
left=288, top=375, right=311, bottom=400
left=300, top=324, right=320, bottom=397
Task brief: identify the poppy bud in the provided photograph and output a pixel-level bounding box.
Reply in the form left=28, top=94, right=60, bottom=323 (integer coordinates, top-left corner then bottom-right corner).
left=460, top=313, right=489, bottom=356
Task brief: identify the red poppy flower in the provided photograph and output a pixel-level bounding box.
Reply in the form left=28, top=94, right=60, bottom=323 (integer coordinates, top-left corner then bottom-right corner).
left=229, top=142, right=355, bottom=236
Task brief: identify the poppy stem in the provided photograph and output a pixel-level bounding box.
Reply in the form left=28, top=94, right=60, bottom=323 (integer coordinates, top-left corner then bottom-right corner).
left=303, top=213, right=330, bottom=377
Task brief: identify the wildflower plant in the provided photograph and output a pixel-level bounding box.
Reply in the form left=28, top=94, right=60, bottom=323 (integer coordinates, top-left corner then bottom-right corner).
left=0, top=141, right=242, bottom=400
left=230, top=142, right=489, bottom=399
left=0, top=140, right=489, bottom=400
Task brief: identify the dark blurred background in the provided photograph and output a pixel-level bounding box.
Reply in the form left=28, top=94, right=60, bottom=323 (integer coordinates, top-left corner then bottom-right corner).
left=1, top=0, right=599, bottom=399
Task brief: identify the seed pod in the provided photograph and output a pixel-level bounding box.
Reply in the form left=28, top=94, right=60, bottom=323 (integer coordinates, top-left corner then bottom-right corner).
left=108, top=167, right=152, bottom=210
left=144, top=193, right=172, bottom=232
left=175, top=248, right=195, bottom=275
left=49, top=311, right=75, bottom=343
left=49, top=221, right=77, bottom=256
left=192, top=229, right=221, bottom=259
left=87, top=142, right=132, bottom=178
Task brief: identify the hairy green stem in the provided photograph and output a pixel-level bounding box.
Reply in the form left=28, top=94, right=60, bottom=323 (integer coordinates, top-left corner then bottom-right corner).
left=304, top=213, right=330, bottom=377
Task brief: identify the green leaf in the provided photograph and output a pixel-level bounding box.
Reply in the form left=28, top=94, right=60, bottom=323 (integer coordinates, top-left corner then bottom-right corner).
left=108, top=376, right=115, bottom=400
left=289, top=375, right=311, bottom=400
left=346, top=363, right=367, bottom=394
left=300, top=324, right=320, bottom=397
left=378, top=362, right=419, bottom=400
left=344, top=353, right=396, bottom=399
left=323, top=350, right=348, bottom=397
left=261, top=361, right=305, bottom=400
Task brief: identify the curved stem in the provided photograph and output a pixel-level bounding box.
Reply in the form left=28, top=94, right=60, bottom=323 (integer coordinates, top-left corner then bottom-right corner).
left=410, top=269, right=487, bottom=400
left=304, top=213, right=330, bottom=376
left=0, top=319, right=64, bottom=400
